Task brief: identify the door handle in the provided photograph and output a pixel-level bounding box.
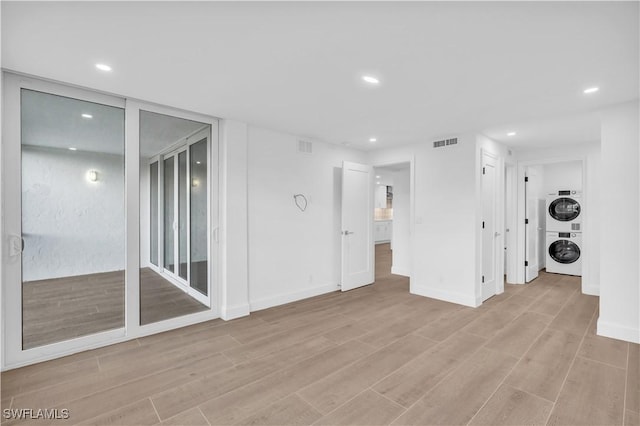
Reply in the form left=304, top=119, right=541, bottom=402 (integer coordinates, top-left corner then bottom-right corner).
left=342, top=230, right=354, bottom=235
left=494, top=232, right=501, bottom=237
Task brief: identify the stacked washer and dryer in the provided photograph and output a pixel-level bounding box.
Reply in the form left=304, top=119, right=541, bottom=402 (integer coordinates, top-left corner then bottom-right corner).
left=545, top=190, right=583, bottom=276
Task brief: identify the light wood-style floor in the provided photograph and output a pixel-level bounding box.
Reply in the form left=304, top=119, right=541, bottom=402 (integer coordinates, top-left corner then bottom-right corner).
left=22, top=268, right=207, bottom=349
left=3, top=244, right=637, bottom=425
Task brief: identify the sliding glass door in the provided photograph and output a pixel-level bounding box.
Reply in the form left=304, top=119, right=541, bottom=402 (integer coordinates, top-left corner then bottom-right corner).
left=141, top=111, right=211, bottom=324
left=2, top=73, right=219, bottom=368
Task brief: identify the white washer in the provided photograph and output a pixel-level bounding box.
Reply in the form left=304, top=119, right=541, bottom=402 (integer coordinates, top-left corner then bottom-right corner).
left=546, top=231, right=582, bottom=276
left=546, top=190, right=582, bottom=232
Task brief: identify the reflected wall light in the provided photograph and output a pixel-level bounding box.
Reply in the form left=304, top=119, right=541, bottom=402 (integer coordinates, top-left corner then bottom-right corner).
left=192, top=178, right=200, bottom=187
left=87, top=170, right=98, bottom=182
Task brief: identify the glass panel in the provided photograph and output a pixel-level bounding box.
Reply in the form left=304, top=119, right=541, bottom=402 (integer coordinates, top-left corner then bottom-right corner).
left=549, top=240, right=581, bottom=264
left=178, top=151, right=188, bottom=280
left=150, top=161, right=159, bottom=266
left=139, top=110, right=209, bottom=325
left=21, top=89, right=125, bottom=349
left=549, top=197, right=580, bottom=221
left=190, top=138, right=208, bottom=295
left=164, top=157, right=175, bottom=273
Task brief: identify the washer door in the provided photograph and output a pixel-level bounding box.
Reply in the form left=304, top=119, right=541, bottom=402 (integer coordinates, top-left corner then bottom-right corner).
left=548, top=197, right=581, bottom=221
left=549, top=240, right=581, bottom=264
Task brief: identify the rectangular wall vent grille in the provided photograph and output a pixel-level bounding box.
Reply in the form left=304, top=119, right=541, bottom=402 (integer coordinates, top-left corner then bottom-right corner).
left=433, top=137, right=458, bottom=148
left=298, top=140, right=312, bottom=154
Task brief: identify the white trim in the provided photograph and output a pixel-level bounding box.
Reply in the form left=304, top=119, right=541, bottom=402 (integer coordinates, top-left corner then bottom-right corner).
left=411, top=285, right=481, bottom=308
left=391, top=267, right=410, bottom=277
left=582, top=285, right=600, bottom=296
left=597, top=318, right=640, bottom=344
left=220, top=303, right=251, bottom=321
left=250, top=283, right=339, bottom=312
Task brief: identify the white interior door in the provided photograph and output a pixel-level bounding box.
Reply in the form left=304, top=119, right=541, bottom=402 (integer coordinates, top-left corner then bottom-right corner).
left=341, top=161, right=374, bottom=291
left=525, top=175, right=540, bottom=282
left=481, top=153, right=498, bottom=301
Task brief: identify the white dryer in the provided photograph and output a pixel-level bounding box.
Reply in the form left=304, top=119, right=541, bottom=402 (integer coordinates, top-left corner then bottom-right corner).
left=546, top=190, right=582, bottom=232
left=546, top=231, right=582, bottom=276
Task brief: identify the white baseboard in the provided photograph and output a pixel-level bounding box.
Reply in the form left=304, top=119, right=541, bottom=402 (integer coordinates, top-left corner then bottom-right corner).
left=597, top=318, right=640, bottom=344
left=220, top=303, right=250, bottom=321
left=582, top=285, right=600, bottom=296
left=391, top=266, right=410, bottom=277
left=411, top=285, right=480, bottom=308
left=250, top=283, right=339, bottom=312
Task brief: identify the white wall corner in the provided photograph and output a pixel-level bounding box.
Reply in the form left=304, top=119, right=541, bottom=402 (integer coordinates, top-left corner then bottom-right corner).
left=582, top=284, right=600, bottom=296
left=220, top=303, right=251, bottom=321
left=390, top=267, right=410, bottom=277
left=219, top=119, right=250, bottom=321
left=411, top=285, right=481, bottom=308
left=597, top=317, right=640, bottom=344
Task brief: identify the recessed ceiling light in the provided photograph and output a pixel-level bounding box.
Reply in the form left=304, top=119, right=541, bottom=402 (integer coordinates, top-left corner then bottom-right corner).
left=369, top=138, right=377, bottom=143
left=583, top=87, right=599, bottom=94
left=69, top=147, right=77, bottom=151
left=376, top=181, right=381, bottom=185
left=507, top=132, right=516, bottom=136
left=95, top=63, right=112, bottom=72
left=81, top=113, right=93, bottom=119
left=375, top=175, right=381, bottom=179
left=362, top=75, right=380, bottom=85
left=196, top=161, right=201, bottom=164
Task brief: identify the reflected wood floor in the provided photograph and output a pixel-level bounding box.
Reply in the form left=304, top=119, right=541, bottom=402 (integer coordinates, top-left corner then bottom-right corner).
left=3, top=244, right=637, bottom=425
left=22, top=268, right=207, bottom=349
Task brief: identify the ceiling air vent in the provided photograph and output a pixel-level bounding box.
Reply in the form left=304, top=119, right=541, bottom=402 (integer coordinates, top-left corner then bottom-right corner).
left=433, top=137, right=457, bottom=148
left=298, top=140, right=312, bottom=154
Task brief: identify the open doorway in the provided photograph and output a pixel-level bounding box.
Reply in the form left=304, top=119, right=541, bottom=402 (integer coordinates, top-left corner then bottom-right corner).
left=372, top=162, right=411, bottom=281
left=517, top=160, right=584, bottom=284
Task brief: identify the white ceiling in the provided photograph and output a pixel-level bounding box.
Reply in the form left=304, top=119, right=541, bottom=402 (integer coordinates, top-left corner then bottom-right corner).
left=3, top=2, right=638, bottom=151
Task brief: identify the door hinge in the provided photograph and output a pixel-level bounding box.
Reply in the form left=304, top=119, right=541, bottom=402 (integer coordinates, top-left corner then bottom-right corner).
left=482, top=275, right=485, bottom=283
left=482, top=167, right=486, bottom=175
left=525, top=261, right=529, bottom=267
left=524, top=176, right=529, bottom=182
left=482, top=221, right=485, bottom=229
left=525, top=218, right=529, bottom=224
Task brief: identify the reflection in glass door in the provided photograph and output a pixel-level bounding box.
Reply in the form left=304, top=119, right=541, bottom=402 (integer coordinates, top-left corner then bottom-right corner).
left=20, top=88, right=125, bottom=349
left=178, top=151, right=188, bottom=280
left=164, top=157, right=175, bottom=273
left=190, top=138, right=208, bottom=295
left=140, top=110, right=211, bottom=325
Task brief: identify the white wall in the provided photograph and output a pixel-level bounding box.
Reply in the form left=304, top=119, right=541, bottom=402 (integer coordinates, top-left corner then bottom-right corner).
left=515, top=142, right=600, bottom=296
left=391, top=167, right=411, bottom=276
left=369, top=134, right=483, bottom=307
left=21, top=146, right=125, bottom=281
left=247, top=126, right=366, bottom=310
left=220, top=120, right=250, bottom=320
left=543, top=161, right=582, bottom=194
left=598, top=101, right=639, bottom=344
